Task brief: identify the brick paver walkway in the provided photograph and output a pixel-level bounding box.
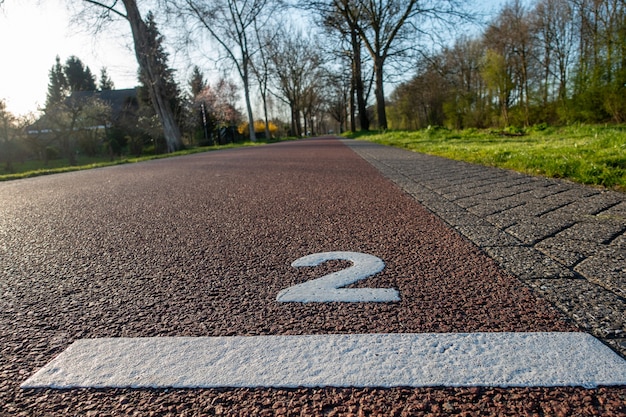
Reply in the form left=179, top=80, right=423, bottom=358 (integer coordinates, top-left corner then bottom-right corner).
left=346, top=139, right=626, bottom=357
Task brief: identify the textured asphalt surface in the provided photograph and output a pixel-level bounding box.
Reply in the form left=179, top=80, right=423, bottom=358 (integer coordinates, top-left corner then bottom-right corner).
left=1, top=137, right=624, bottom=415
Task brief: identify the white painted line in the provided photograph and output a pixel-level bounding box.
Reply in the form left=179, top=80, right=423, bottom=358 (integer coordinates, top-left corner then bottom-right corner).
left=21, top=333, right=626, bottom=389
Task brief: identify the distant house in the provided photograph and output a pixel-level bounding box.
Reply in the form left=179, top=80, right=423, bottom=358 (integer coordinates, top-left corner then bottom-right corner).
left=27, top=88, right=139, bottom=135
left=69, top=88, right=139, bottom=123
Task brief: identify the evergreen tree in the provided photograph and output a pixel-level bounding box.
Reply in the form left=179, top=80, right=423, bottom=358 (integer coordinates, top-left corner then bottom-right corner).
left=64, top=56, right=97, bottom=92
left=46, top=55, right=99, bottom=108
left=99, top=67, right=115, bottom=91
left=46, top=56, right=68, bottom=107
left=189, top=66, right=207, bottom=98
left=138, top=12, right=184, bottom=137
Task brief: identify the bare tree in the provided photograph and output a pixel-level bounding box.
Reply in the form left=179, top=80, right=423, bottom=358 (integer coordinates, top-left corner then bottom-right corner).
left=251, top=21, right=277, bottom=140
left=441, top=37, right=488, bottom=128
left=268, top=28, right=323, bottom=137
left=169, top=0, right=281, bottom=142
left=323, top=71, right=351, bottom=133
left=532, top=0, right=575, bottom=110
left=328, top=0, right=469, bottom=129
left=80, top=0, right=183, bottom=152
left=310, top=2, right=370, bottom=131
left=484, top=0, right=536, bottom=126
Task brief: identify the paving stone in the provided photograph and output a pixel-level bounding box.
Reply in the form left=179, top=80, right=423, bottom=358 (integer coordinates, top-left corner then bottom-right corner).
left=436, top=211, right=491, bottom=228
left=613, top=233, right=626, bottom=247
left=467, top=200, right=525, bottom=217
left=505, top=219, right=576, bottom=245
left=500, top=200, right=562, bottom=217
left=402, top=184, right=436, bottom=201
left=600, top=201, right=626, bottom=218
left=553, top=186, right=602, bottom=199
left=550, top=194, right=624, bottom=218
left=537, top=194, right=579, bottom=211
left=482, top=185, right=542, bottom=201
left=535, top=237, right=605, bottom=268
left=575, top=249, right=626, bottom=298
left=466, top=177, right=515, bottom=189
left=556, top=220, right=626, bottom=244
left=535, top=247, right=586, bottom=268
left=609, top=338, right=626, bottom=357
left=539, top=210, right=581, bottom=225
left=417, top=196, right=466, bottom=214
left=526, top=278, right=626, bottom=343
left=452, top=195, right=489, bottom=208
left=484, top=211, right=529, bottom=229
left=525, top=183, right=573, bottom=198
left=498, top=175, right=537, bottom=185
left=482, top=246, right=576, bottom=280
left=455, top=225, right=523, bottom=247
left=437, top=176, right=502, bottom=190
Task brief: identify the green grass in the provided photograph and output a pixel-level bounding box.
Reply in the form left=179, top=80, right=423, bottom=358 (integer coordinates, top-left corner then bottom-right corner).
left=346, top=125, right=626, bottom=191
left=0, top=140, right=284, bottom=182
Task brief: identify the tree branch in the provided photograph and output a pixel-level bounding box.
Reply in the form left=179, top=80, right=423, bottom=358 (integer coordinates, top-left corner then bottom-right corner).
left=82, top=0, right=127, bottom=19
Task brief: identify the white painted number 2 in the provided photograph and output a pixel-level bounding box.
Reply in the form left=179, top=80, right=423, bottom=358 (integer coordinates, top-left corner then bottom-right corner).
left=276, top=251, right=400, bottom=303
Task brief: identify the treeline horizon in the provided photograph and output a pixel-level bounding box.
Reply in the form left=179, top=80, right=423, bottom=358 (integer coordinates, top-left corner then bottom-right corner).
left=388, top=0, right=626, bottom=130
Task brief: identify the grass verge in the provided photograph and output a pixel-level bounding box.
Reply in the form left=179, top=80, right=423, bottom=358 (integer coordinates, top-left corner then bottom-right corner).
left=0, top=139, right=288, bottom=182
left=346, top=125, right=626, bottom=192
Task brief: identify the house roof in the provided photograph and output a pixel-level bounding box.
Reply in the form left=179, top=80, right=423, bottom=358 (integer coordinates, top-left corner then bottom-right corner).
left=26, top=89, right=139, bottom=134
left=69, top=88, right=138, bottom=118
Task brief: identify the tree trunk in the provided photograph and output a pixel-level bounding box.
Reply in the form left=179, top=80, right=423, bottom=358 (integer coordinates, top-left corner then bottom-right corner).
left=295, top=108, right=303, bottom=137
left=122, top=0, right=182, bottom=152
left=289, top=104, right=298, bottom=136
left=262, top=92, right=271, bottom=140
left=349, top=82, right=356, bottom=132
left=351, top=28, right=369, bottom=131
left=242, top=59, right=257, bottom=142
left=243, top=80, right=256, bottom=142
left=374, top=57, right=387, bottom=130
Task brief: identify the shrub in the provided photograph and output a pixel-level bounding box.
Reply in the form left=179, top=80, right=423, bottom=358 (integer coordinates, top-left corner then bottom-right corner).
left=238, top=120, right=279, bottom=139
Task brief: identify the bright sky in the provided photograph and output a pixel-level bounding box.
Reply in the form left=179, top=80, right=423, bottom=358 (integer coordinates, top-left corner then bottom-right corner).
left=0, top=0, right=138, bottom=116
left=0, top=0, right=509, bottom=117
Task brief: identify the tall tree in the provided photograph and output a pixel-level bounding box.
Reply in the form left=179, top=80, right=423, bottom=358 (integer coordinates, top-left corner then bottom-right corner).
left=81, top=0, right=183, bottom=152
left=46, top=56, right=68, bottom=107
left=330, top=0, right=468, bottom=129
left=46, top=55, right=98, bottom=108
left=193, top=78, right=243, bottom=144
left=481, top=49, right=515, bottom=127
left=252, top=21, right=277, bottom=140
left=324, top=70, right=351, bottom=133
left=569, top=0, right=626, bottom=122
left=484, top=0, right=535, bottom=126
left=532, top=0, right=575, bottom=110
left=43, top=95, right=110, bottom=165
left=268, top=28, right=323, bottom=137
left=139, top=12, right=184, bottom=129
left=187, top=66, right=210, bottom=145
left=98, top=67, right=115, bottom=90
left=312, top=2, right=370, bottom=131
left=442, top=37, right=488, bottom=128
left=64, top=55, right=97, bottom=92
left=188, top=65, right=206, bottom=97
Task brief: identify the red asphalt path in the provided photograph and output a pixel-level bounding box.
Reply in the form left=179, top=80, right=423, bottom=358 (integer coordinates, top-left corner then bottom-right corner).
left=1, top=138, right=624, bottom=415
